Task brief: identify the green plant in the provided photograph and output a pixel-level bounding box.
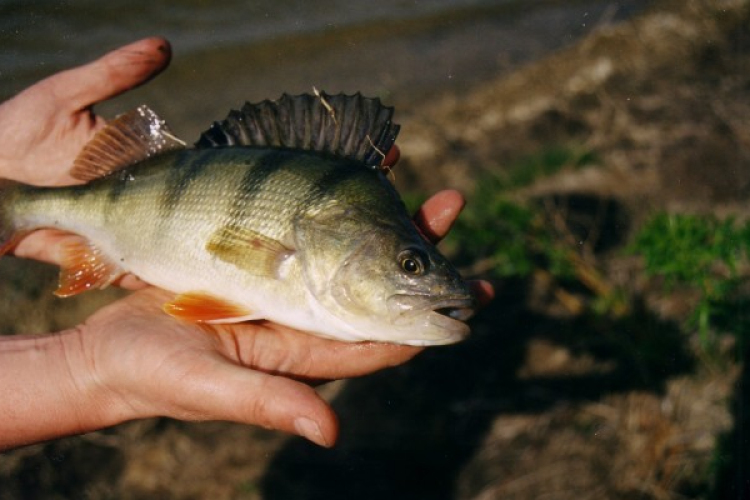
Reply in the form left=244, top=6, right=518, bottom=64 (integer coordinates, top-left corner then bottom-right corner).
left=629, top=213, right=750, bottom=351
left=444, top=145, right=596, bottom=281
left=446, top=177, right=562, bottom=279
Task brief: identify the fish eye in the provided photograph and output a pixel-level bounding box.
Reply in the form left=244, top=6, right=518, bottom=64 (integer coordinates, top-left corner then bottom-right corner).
left=398, top=248, right=428, bottom=276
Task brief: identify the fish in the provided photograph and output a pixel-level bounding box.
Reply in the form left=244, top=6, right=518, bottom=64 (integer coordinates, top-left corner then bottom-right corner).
left=0, top=92, right=475, bottom=346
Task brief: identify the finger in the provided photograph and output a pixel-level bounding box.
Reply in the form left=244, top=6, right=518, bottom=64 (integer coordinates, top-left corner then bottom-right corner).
left=413, top=189, right=465, bottom=243
left=471, top=279, right=495, bottom=307
left=11, top=229, right=78, bottom=263
left=297, top=340, right=422, bottom=379
left=50, top=37, right=172, bottom=112
left=166, top=357, right=338, bottom=447
left=383, top=145, right=400, bottom=167
left=218, top=324, right=424, bottom=380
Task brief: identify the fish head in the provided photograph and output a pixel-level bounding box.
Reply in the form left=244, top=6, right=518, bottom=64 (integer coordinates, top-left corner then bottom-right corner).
left=297, top=209, right=475, bottom=346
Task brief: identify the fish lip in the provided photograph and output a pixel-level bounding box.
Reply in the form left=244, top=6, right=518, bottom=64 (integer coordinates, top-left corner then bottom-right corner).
left=387, top=294, right=475, bottom=344
left=427, top=297, right=476, bottom=321
left=391, top=294, right=475, bottom=319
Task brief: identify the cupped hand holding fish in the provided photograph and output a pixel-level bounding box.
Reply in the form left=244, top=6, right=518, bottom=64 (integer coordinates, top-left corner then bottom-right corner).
left=0, top=38, right=493, bottom=449
left=1, top=190, right=480, bottom=450
left=31, top=193, right=475, bottom=449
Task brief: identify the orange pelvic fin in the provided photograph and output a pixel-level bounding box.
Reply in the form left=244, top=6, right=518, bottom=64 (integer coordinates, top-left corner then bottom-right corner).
left=163, top=292, right=260, bottom=323
left=55, top=239, right=125, bottom=297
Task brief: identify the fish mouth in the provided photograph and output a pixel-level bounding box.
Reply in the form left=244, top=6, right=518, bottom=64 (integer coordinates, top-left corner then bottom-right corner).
left=387, top=294, right=476, bottom=345
left=430, top=297, right=476, bottom=322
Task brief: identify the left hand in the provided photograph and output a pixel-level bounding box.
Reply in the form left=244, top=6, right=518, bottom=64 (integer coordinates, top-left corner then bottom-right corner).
left=0, top=37, right=171, bottom=186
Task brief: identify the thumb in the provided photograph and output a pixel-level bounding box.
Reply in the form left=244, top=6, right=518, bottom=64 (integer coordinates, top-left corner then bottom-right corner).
left=163, top=357, right=339, bottom=447
left=52, top=37, right=172, bottom=112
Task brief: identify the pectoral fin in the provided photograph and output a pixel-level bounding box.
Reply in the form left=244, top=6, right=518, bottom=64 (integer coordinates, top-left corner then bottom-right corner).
left=163, top=292, right=260, bottom=323
left=55, top=239, right=125, bottom=297
left=206, top=225, right=293, bottom=278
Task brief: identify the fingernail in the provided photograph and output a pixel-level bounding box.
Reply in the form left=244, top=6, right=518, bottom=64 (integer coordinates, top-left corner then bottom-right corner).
left=294, top=417, right=328, bottom=447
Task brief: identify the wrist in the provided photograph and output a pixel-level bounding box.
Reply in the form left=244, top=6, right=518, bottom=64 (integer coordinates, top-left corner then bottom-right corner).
left=56, top=326, right=140, bottom=429
left=0, top=327, right=136, bottom=449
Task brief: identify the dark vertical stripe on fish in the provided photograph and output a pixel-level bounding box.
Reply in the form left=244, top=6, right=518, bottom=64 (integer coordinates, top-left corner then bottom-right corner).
left=228, top=150, right=291, bottom=223
left=106, top=170, right=133, bottom=203
left=68, top=183, right=89, bottom=200
left=160, top=150, right=214, bottom=216
left=303, top=156, right=371, bottom=207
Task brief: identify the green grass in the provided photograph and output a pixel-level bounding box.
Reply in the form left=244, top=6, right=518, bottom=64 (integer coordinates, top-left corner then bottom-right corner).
left=629, top=213, right=750, bottom=353
left=443, top=145, right=593, bottom=281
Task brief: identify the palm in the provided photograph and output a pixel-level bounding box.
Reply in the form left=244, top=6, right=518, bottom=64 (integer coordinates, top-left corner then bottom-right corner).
left=85, top=288, right=420, bottom=433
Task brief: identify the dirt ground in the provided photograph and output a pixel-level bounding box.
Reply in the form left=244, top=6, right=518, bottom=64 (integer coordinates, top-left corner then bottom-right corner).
left=1, top=0, right=749, bottom=498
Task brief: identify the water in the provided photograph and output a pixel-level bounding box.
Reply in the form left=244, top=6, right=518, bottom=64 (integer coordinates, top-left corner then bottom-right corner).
left=0, top=0, right=651, bottom=138
left=0, top=0, right=500, bottom=74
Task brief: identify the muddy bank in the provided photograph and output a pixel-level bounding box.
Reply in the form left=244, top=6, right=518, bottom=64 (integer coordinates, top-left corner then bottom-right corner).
left=396, top=0, right=750, bottom=208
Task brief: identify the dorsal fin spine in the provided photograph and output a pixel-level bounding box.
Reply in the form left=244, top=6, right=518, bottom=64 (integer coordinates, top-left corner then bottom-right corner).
left=195, top=92, right=400, bottom=167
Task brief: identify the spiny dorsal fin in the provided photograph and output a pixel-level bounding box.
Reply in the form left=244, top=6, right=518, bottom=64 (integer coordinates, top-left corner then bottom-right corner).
left=71, top=105, right=187, bottom=182
left=195, top=92, right=400, bottom=168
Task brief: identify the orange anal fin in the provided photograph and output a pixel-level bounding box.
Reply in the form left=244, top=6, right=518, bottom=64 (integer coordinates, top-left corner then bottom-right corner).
left=163, top=292, right=260, bottom=323
left=55, top=239, right=125, bottom=297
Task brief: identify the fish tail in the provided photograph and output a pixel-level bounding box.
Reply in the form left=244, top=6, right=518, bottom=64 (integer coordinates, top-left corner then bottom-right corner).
left=0, top=180, right=20, bottom=256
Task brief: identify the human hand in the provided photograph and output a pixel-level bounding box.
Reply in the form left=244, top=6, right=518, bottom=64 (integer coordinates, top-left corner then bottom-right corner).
left=0, top=37, right=171, bottom=186
left=64, top=190, right=493, bottom=448
left=0, top=38, right=170, bottom=288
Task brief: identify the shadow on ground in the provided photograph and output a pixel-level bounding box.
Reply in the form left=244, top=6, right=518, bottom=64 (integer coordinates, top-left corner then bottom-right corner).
left=260, top=274, right=694, bottom=499
left=713, top=299, right=750, bottom=499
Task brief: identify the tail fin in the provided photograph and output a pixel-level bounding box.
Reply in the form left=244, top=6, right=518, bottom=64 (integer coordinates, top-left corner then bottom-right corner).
left=0, top=180, right=19, bottom=256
